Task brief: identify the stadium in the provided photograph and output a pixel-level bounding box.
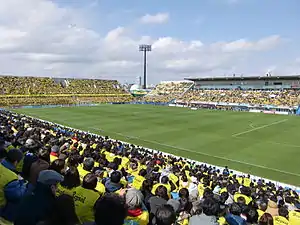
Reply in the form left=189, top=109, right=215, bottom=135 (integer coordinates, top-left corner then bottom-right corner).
left=1, top=1, right=300, bottom=225
left=1, top=73, right=300, bottom=225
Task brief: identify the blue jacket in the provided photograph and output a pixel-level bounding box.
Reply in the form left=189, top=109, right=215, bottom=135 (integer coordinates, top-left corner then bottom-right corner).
left=14, top=183, right=55, bottom=225
left=1, top=179, right=28, bottom=221
left=225, top=214, right=247, bottom=225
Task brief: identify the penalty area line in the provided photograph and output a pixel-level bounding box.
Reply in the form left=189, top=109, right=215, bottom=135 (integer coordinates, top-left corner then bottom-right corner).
left=232, top=119, right=288, bottom=137
left=89, top=126, right=300, bottom=178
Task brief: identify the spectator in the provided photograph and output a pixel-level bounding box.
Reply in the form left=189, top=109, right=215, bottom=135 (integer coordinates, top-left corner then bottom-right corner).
left=149, top=186, right=170, bottom=224
left=73, top=173, right=101, bottom=223
left=14, top=170, right=64, bottom=225
left=37, top=194, right=80, bottom=225
left=28, top=148, right=50, bottom=188
left=0, top=149, right=25, bottom=222
left=132, top=169, right=147, bottom=190
left=1, top=149, right=23, bottom=173
left=105, top=171, right=123, bottom=193
left=60, top=167, right=81, bottom=189
left=78, top=157, right=94, bottom=180
left=188, top=200, right=217, bottom=225
left=0, top=109, right=300, bottom=225
left=124, top=188, right=149, bottom=225
left=155, top=204, right=177, bottom=225
left=289, top=203, right=300, bottom=225
left=50, top=145, right=59, bottom=162
left=273, top=207, right=289, bottom=225
left=259, top=213, right=274, bottom=225
left=245, top=207, right=259, bottom=224
left=266, top=197, right=279, bottom=217
left=141, top=179, right=154, bottom=209
left=49, top=159, right=65, bottom=174
left=89, top=193, right=127, bottom=225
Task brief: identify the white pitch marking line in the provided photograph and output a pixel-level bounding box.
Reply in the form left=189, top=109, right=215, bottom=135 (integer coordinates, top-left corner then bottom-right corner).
left=89, top=126, right=300, bottom=177
left=232, top=119, right=288, bottom=137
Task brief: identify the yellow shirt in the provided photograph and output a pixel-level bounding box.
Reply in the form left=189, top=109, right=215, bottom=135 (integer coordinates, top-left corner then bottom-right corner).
left=234, top=193, right=252, bottom=205
left=218, top=217, right=227, bottom=225
left=169, top=173, right=179, bottom=184
left=121, top=157, right=130, bottom=168
left=289, top=211, right=300, bottom=225
left=58, top=185, right=100, bottom=223
left=104, top=152, right=115, bottom=162
left=273, top=216, right=289, bottom=225
left=236, top=177, right=243, bottom=184
left=132, top=175, right=146, bottom=190
left=220, top=188, right=227, bottom=194
left=257, top=209, right=265, bottom=220
left=243, top=178, right=251, bottom=187
left=125, top=210, right=149, bottom=225
left=50, top=154, right=58, bottom=163
left=77, top=165, right=90, bottom=180
left=0, top=164, right=18, bottom=207
left=95, top=182, right=105, bottom=195
left=5, top=145, right=15, bottom=152
left=198, top=183, right=206, bottom=198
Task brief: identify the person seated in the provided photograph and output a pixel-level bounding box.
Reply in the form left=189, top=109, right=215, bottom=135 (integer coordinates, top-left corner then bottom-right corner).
left=124, top=188, right=149, bottom=225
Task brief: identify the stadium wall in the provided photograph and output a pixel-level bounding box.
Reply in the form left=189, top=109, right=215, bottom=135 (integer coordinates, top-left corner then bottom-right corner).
left=9, top=110, right=300, bottom=194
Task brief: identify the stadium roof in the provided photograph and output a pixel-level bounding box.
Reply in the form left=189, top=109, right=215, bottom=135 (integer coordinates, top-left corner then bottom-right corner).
left=185, top=75, right=300, bottom=82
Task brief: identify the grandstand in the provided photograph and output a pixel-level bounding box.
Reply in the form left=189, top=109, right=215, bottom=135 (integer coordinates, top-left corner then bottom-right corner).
left=0, top=74, right=300, bottom=225
left=173, top=75, right=300, bottom=115
left=0, top=75, right=132, bottom=107
left=142, top=81, right=194, bottom=103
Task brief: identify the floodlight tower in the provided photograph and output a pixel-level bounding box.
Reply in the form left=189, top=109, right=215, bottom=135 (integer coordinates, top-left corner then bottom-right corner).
left=139, top=44, right=152, bottom=89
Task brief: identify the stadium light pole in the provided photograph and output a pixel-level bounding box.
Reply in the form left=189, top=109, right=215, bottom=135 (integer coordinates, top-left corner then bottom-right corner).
left=139, top=44, right=152, bottom=89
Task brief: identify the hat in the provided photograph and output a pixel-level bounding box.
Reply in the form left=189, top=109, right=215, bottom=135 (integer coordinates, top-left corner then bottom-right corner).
left=7, top=149, right=23, bottom=163
left=83, top=157, right=94, bottom=168
left=25, top=139, right=36, bottom=148
left=167, top=199, right=180, bottom=213
left=51, top=145, right=59, bottom=153
left=37, top=170, right=64, bottom=185
left=125, top=188, right=143, bottom=209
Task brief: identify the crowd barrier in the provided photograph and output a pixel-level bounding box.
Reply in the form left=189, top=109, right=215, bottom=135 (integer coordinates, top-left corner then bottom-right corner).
left=4, top=109, right=299, bottom=194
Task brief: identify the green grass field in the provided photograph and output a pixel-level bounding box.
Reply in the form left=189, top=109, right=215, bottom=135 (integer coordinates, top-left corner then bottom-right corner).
left=12, top=104, right=300, bottom=186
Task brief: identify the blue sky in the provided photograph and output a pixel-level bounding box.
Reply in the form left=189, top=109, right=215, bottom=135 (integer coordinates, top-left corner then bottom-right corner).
left=0, top=0, right=299, bottom=83
left=56, top=0, right=300, bottom=39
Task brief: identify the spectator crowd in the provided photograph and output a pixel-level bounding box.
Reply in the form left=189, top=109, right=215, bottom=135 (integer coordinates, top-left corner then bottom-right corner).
left=0, top=76, right=132, bottom=107
left=0, top=110, right=299, bottom=225
left=179, top=90, right=300, bottom=107
left=143, top=82, right=193, bottom=103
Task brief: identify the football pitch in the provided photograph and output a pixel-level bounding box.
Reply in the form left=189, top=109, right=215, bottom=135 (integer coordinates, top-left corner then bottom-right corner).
left=12, top=104, right=300, bottom=186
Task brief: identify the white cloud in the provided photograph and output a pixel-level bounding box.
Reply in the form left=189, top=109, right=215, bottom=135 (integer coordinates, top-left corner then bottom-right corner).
left=139, top=13, right=169, bottom=24
left=0, top=0, right=291, bottom=83
left=221, top=35, right=281, bottom=52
